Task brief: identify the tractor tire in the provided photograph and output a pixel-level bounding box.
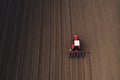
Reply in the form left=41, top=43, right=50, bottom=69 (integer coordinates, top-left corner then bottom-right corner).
left=77, top=53, right=81, bottom=57
left=69, top=53, right=74, bottom=58
left=81, top=53, right=85, bottom=57
left=73, top=54, right=76, bottom=57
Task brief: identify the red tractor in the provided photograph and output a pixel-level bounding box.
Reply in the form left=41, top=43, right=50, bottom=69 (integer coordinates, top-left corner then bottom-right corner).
left=68, top=35, right=89, bottom=57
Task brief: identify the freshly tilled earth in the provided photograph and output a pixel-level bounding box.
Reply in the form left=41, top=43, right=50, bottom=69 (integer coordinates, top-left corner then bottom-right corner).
left=0, top=0, right=120, bottom=80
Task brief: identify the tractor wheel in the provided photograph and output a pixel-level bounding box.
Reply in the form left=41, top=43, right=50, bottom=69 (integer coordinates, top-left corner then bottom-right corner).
left=69, top=53, right=72, bottom=57
left=81, top=53, right=85, bottom=57
left=73, top=54, right=76, bottom=57
left=69, top=53, right=74, bottom=58
left=77, top=53, right=81, bottom=57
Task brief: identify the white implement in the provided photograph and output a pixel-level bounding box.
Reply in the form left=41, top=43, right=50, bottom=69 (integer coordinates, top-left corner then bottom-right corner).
left=74, top=40, right=80, bottom=46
